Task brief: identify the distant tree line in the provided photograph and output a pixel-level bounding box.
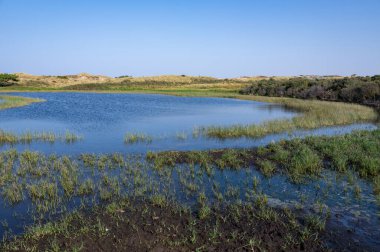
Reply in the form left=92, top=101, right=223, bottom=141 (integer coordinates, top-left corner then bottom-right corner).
left=0, top=73, right=18, bottom=86
left=240, top=76, right=380, bottom=109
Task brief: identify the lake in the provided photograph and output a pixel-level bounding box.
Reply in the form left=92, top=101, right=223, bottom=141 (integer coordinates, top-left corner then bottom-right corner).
left=0, top=92, right=379, bottom=249
left=0, top=92, right=376, bottom=154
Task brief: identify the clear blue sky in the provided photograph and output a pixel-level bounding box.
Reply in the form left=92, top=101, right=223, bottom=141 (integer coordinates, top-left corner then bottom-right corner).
left=1, top=0, right=379, bottom=77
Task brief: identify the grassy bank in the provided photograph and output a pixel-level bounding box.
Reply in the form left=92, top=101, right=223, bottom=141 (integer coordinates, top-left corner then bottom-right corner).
left=0, top=95, right=44, bottom=110
left=199, top=95, right=378, bottom=139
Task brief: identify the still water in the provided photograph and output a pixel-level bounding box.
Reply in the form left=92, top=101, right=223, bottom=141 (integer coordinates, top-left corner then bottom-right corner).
left=0, top=92, right=376, bottom=154
left=0, top=92, right=378, bottom=249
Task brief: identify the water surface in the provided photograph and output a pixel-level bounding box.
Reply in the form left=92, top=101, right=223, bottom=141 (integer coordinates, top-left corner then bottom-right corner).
left=0, top=92, right=379, bottom=249
left=0, top=92, right=376, bottom=154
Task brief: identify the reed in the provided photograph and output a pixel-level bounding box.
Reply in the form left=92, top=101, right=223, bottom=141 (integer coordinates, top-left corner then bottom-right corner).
left=124, top=133, right=152, bottom=144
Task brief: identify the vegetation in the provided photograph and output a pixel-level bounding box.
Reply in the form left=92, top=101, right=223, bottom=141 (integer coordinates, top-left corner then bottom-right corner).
left=0, top=128, right=378, bottom=250
left=0, top=130, right=83, bottom=145
left=199, top=96, right=377, bottom=139
left=124, top=133, right=152, bottom=144
left=240, top=75, right=380, bottom=110
left=0, top=95, right=43, bottom=110
left=0, top=74, right=18, bottom=87
left=2, top=75, right=377, bottom=141
left=1, top=198, right=327, bottom=251
left=0, top=74, right=379, bottom=251
left=148, top=129, right=380, bottom=189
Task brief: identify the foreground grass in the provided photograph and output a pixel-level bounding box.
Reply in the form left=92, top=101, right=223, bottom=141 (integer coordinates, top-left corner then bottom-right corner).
left=148, top=129, right=380, bottom=192
left=0, top=149, right=329, bottom=251
left=0, top=95, right=43, bottom=110
left=1, top=198, right=327, bottom=252
left=0, top=130, right=378, bottom=250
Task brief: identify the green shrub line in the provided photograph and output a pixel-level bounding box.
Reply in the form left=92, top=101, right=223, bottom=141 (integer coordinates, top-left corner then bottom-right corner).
left=240, top=75, right=380, bottom=109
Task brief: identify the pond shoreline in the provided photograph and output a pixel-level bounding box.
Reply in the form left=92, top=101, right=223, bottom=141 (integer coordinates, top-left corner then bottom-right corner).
left=0, top=91, right=379, bottom=251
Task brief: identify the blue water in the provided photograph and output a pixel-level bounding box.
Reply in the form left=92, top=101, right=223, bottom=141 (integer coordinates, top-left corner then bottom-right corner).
left=0, top=92, right=376, bottom=154
left=0, top=92, right=379, bottom=249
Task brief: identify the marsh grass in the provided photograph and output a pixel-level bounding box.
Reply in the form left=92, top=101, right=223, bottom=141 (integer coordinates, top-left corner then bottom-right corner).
left=0, top=129, right=378, bottom=251
left=0, top=130, right=83, bottom=145
left=0, top=95, right=44, bottom=110
left=124, top=133, right=152, bottom=144
left=0, top=143, right=374, bottom=251
left=148, top=129, right=380, bottom=193
left=200, top=96, right=377, bottom=139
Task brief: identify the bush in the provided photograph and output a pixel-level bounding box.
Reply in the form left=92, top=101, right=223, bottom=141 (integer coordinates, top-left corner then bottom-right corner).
left=0, top=73, right=18, bottom=86
left=240, top=76, right=380, bottom=109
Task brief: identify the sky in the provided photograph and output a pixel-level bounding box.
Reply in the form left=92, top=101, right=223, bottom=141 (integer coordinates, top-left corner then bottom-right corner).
left=0, top=0, right=379, bottom=77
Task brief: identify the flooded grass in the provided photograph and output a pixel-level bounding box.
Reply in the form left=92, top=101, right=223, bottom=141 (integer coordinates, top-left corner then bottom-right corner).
left=124, top=133, right=152, bottom=144
left=0, top=130, right=83, bottom=145
left=148, top=129, right=380, bottom=195
left=0, top=133, right=378, bottom=250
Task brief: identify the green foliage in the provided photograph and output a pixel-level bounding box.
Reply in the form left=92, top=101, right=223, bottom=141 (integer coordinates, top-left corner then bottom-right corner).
left=240, top=76, right=380, bottom=109
left=0, top=73, right=18, bottom=86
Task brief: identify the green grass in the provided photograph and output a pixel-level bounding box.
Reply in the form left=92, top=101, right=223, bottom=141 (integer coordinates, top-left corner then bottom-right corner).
left=198, top=96, right=377, bottom=139
left=148, top=129, right=380, bottom=192
left=124, top=133, right=152, bottom=144
left=0, top=95, right=44, bottom=110
left=0, top=130, right=376, bottom=250
left=0, top=130, right=83, bottom=145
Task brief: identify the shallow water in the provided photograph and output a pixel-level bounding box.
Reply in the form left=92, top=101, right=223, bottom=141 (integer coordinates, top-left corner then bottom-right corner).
left=0, top=92, right=379, bottom=248
left=0, top=92, right=377, bottom=154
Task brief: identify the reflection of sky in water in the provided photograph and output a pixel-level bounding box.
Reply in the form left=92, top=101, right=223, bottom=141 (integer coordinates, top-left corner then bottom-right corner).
left=0, top=92, right=377, bottom=155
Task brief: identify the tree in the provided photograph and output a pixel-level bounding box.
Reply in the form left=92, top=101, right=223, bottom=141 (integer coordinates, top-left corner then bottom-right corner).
left=0, top=73, right=18, bottom=86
